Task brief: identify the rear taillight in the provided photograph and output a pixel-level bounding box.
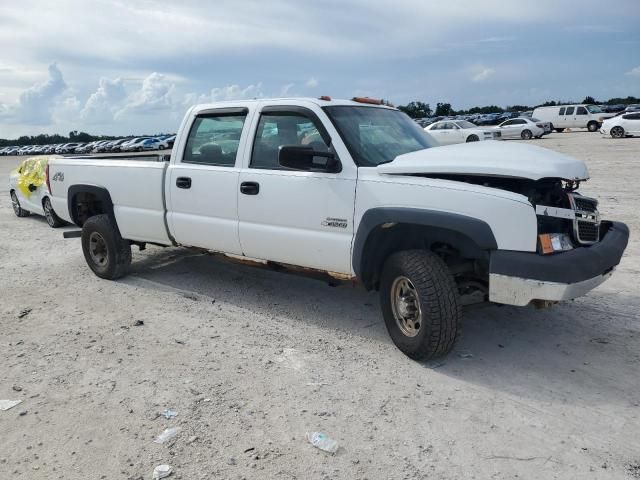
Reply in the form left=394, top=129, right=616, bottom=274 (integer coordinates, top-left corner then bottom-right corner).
left=45, top=163, right=52, bottom=193
left=536, top=123, right=543, bottom=128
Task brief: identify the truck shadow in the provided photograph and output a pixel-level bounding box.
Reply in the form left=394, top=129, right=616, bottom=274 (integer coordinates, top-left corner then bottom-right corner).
left=124, top=247, right=640, bottom=407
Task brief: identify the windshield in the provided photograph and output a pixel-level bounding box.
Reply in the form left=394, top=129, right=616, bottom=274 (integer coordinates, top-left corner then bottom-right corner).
left=586, top=105, right=602, bottom=114
left=457, top=120, right=476, bottom=129
left=323, top=106, right=435, bottom=166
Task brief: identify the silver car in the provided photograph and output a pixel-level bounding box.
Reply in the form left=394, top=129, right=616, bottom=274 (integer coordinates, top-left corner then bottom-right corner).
left=494, top=117, right=545, bottom=140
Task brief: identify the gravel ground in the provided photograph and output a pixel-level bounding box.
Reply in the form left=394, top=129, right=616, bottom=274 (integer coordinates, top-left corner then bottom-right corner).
left=1, top=132, right=639, bottom=480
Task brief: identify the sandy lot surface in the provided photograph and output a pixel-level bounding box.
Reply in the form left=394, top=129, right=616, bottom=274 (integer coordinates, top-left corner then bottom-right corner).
left=1, top=132, right=639, bottom=480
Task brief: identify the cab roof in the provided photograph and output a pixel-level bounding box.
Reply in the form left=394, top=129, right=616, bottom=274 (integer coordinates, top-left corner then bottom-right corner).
left=191, top=97, right=397, bottom=113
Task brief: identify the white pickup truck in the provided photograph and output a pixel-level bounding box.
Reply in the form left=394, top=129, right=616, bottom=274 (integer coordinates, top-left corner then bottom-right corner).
left=47, top=97, right=629, bottom=359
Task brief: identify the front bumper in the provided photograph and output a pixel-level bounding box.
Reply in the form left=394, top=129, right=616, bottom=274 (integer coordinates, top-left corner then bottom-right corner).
left=488, top=221, right=629, bottom=306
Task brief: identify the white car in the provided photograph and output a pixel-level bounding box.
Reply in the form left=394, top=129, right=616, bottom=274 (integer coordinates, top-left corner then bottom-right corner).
left=494, top=118, right=545, bottom=140
left=47, top=97, right=628, bottom=360
left=532, top=105, right=615, bottom=132
left=600, top=112, right=640, bottom=138
left=424, top=120, right=500, bottom=145
left=9, top=157, right=65, bottom=227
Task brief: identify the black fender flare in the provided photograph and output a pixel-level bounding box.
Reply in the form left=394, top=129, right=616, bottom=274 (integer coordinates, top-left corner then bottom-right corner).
left=67, top=184, right=115, bottom=226
left=352, top=207, right=498, bottom=285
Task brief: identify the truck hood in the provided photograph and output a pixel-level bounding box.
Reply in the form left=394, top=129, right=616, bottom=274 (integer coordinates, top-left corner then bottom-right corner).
left=377, top=141, right=589, bottom=181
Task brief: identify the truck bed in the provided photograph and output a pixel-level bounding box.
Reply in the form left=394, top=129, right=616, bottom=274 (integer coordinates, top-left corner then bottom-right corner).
left=48, top=156, right=172, bottom=245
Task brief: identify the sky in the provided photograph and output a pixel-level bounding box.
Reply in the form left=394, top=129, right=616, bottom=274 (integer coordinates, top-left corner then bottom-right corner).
left=0, top=0, right=639, bottom=138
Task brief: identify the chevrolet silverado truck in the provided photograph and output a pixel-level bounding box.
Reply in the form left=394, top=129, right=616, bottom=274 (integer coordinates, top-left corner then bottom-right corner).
left=46, top=97, right=629, bottom=360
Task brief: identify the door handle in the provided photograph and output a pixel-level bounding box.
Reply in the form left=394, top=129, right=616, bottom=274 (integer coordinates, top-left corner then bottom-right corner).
left=240, top=181, right=259, bottom=195
left=176, top=177, right=191, bottom=189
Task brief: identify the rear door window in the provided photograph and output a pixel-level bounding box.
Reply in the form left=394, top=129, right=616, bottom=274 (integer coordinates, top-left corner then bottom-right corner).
left=184, top=112, right=247, bottom=166
left=565, top=107, right=575, bottom=115
left=559, top=107, right=565, bottom=115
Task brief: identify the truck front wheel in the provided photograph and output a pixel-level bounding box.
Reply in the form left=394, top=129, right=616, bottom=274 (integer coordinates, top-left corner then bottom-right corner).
left=380, top=250, right=461, bottom=360
left=81, top=214, right=131, bottom=280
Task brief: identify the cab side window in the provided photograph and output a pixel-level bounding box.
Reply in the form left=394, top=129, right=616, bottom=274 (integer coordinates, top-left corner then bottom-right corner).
left=565, top=107, right=575, bottom=115
left=250, top=112, right=329, bottom=170
left=183, top=113, right=247, bottom=166
left=576, top=107, right=587, bottom=115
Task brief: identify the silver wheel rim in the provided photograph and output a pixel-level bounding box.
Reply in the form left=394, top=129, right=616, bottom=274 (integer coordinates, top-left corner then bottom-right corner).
left=612, top=127, right=623, bottom=138
left=523, top=130, right=531, bottom=139
left=390, top=276, right=422, bottom=337
left=11, top=192, right=20, bottom=215
left=89, top=231, right=109, bottom=267
left=44, top=199, right=54, bottom=226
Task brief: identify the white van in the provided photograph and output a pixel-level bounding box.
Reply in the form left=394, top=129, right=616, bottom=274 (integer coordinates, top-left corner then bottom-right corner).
left=532, top=105, right=615, bottom=132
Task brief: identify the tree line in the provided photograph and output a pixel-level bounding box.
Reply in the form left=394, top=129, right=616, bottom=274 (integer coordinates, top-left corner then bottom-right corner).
left=396, top=95, right=640, bottom=119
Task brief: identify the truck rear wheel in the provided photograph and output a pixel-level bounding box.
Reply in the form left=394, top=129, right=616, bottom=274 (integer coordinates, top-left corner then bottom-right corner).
left=380, top=250, right=461, bottom=360
left=81, top=214, right=131, bottom=280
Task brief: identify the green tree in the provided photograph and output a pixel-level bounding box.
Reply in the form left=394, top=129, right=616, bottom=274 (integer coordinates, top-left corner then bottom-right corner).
left=582, top=96, right=596, bottom=104
left=434, top=102, right=453, bottom=116
left=397, top=101, right=432, bottom=118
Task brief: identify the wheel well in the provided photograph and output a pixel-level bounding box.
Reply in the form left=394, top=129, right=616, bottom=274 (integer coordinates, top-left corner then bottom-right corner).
left=68, top=186, right=114, bottom=227
left=358, top=223, right=490, bottom=290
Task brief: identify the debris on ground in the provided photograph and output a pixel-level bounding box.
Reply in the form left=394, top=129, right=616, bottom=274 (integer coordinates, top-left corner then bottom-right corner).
left=0, top=400, right=22, bottom=411
left=306, top=431, right=339, bottom=454
left=12, top=385, right=22, bottom=392
left=154, top=427, right=180, bottom=444
left=162, top=409, right=177, bottom=419
left=457, top=351, right=474, bottom=359
left=152, top=464, right=173, bottom=479
left=133, top=320, right=144, bottom=326
left=18, top=308, right=32, bottom=319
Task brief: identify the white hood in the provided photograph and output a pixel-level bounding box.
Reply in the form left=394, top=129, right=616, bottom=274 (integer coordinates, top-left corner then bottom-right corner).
left=377, top=141, right=589, bottom=181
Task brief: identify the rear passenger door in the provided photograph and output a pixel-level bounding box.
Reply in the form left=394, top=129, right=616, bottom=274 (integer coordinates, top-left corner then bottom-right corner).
left=167, top=107, right=251, bottom=254
left=237, top=104, right=357, bottom=274
left=623, top=113, right=640, bottom=134
left=564, top=106, right=576, bottom=127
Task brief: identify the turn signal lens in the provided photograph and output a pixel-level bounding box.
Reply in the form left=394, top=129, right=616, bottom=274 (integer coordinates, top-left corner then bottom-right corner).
left=538, top=233, right=573, bottom=255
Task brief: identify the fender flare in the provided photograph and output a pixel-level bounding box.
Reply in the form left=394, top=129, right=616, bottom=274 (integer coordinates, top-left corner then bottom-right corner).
left=352, top=207, right=498, bottom=282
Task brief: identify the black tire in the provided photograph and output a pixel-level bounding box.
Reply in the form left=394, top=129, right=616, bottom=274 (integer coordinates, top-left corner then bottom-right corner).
left=81, top=214, right=131, bottom=280
left=379, top=250, right=461, bottom=360
left=610, top=126, right=625, bottom=139
left=549, top=123, right=554, bottom=131
left=587, top=121, right=599, bottom=132
left=466, top=134, right=479, bottom=142
left=554, top=128, right=565, bottom=133
left=43, top=197, right=65, bottom=228
left=521, top=129, right=532, bottom=140
left=10, top=190, right=30, bottom=217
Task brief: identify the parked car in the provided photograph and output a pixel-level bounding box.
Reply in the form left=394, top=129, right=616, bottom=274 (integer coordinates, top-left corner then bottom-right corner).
left=601, top=104, right=626, bottom=113
left=532, top=105, right=615, bottom=132
left=106, top=138, right=130, bottom=152
left=493, top=117, right=545, bottom=139
left=600, top=112, right=640, bottom=138
left=47, top=97, right=628, bottom=360
left=424, top=120, right=500, bottom=145
left=140, top=138, right=164, bottom=150
left=530, top=118, right=552, bottom=135
left=624, top=104, right=640, bottom=113
left=121, top=137, right=150, bottom=152
left=9, top=156, right=65, bottom=227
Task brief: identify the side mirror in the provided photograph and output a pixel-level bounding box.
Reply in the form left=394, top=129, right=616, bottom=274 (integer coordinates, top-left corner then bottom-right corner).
left=278, top=145, right=341, bottom=173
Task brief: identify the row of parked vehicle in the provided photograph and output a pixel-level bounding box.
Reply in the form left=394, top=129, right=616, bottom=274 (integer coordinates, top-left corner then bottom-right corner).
left=0, top=134, right=176, bottom=156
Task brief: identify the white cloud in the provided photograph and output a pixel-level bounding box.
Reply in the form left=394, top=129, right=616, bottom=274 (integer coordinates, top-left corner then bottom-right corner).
left=207, top=83, right=264, bottom=102
left=280, top=83, right=295, bottom=96
left=0, top=63, right=68, bottom=125
left=116, top=72, right=175, bottom=117
left=471, top=66, right=496, bottom=83
left=81, top=77, right=127, bottom=123
left=626, top=66, right=640, bottom=77
left=305, top=77, right=319, bottom=88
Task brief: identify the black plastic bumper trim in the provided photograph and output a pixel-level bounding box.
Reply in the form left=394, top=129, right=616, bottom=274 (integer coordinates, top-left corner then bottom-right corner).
left=489, top=221, right=629, bottom=284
